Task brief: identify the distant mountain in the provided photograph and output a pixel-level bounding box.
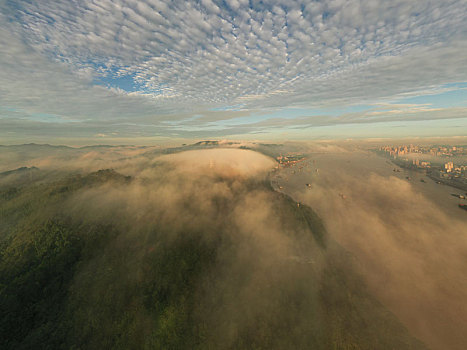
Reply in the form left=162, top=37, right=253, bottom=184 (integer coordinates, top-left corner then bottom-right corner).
left=0, top=144, right=77, bottom=168
left=193, top=140, right=220, bottom=146
left=0, top=143, right=72, bottom=150
left=0, top=166, right=39, bottom=177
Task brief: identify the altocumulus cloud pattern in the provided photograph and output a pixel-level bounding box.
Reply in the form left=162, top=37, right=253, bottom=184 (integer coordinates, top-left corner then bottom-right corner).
left=0, top=0, right=466, bottom=138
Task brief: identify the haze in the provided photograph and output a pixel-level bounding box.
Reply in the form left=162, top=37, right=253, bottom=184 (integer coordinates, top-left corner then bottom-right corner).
left=1, top=1, right=467, bottom=349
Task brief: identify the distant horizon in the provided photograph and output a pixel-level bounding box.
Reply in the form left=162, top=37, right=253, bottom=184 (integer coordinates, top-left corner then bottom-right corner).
left=2, top=135, right=467, bottom=149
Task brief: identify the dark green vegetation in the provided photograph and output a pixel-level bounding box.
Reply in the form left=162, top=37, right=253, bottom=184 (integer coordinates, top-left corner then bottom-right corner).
left=0, top=164, right=426, bottom=349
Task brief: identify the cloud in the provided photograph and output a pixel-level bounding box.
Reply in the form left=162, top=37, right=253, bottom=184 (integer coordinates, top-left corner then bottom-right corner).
left=1, top=1, right=466, bottom=139
left=158, top=148, right=276, bottom=178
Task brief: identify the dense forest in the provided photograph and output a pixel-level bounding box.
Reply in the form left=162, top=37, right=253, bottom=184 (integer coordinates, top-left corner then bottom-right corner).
left=0, top=158, right=426, bottom=349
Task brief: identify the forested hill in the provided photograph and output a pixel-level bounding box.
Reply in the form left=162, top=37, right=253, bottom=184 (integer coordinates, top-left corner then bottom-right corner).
left=0, top=166, right=426, bottom=349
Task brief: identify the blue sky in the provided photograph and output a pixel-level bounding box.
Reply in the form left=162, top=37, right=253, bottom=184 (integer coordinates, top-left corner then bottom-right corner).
left=0, top=0, right=466, bottom=143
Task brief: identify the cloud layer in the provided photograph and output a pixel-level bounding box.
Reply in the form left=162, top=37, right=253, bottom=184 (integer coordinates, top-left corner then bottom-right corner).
left=1, top=0, right=466, bottom=139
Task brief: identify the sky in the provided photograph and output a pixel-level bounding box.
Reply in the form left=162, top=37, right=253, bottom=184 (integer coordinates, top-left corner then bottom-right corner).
left=0, top=0, right=466, bottom=144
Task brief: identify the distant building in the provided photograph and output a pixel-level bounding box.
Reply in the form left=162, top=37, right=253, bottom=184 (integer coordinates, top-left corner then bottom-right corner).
left=444, top=161, right=454, bottom=173
left=420, top=161, right=430, bottom=168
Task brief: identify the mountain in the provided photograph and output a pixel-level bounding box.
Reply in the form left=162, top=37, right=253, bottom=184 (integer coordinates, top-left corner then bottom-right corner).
left=0, top=166, right=39, bottom=178
left=0, top=165, right=426, bottom=350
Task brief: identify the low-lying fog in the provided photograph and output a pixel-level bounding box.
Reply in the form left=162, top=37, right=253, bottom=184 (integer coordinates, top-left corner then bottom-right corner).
left=1, top=141, right=466, bottom=349
left=278, top=148, right=467, bottom=350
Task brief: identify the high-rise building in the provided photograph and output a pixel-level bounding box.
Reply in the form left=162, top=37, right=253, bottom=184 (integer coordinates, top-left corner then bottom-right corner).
left=444, top=161, right=454, bottom=173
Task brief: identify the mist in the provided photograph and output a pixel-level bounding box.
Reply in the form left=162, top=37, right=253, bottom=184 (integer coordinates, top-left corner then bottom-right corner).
left=289, top=150, right=467, bottom=350
left=2, top=142, right=463, bottom=349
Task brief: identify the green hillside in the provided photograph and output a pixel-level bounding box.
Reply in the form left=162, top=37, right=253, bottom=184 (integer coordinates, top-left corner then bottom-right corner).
left=0, top=168, right=426, bottom=349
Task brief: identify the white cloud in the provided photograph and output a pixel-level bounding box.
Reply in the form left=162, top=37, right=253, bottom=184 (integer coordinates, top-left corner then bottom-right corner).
left=0, top=0, right=466, bottom=139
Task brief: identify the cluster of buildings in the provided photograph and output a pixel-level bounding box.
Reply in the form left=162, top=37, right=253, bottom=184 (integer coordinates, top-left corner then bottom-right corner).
left=276, top=154, right=306, bottom=168
left=411, top=159, right=431, bottom=168
left=444, top=161, right=454, bottom=173
left=441, top=162, right=467, bottom=178
left=380, top=144, right=465, bottom=158
left=408, top=159, right=466, bottom=178
left=379, top=144, right=467, bottom=184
